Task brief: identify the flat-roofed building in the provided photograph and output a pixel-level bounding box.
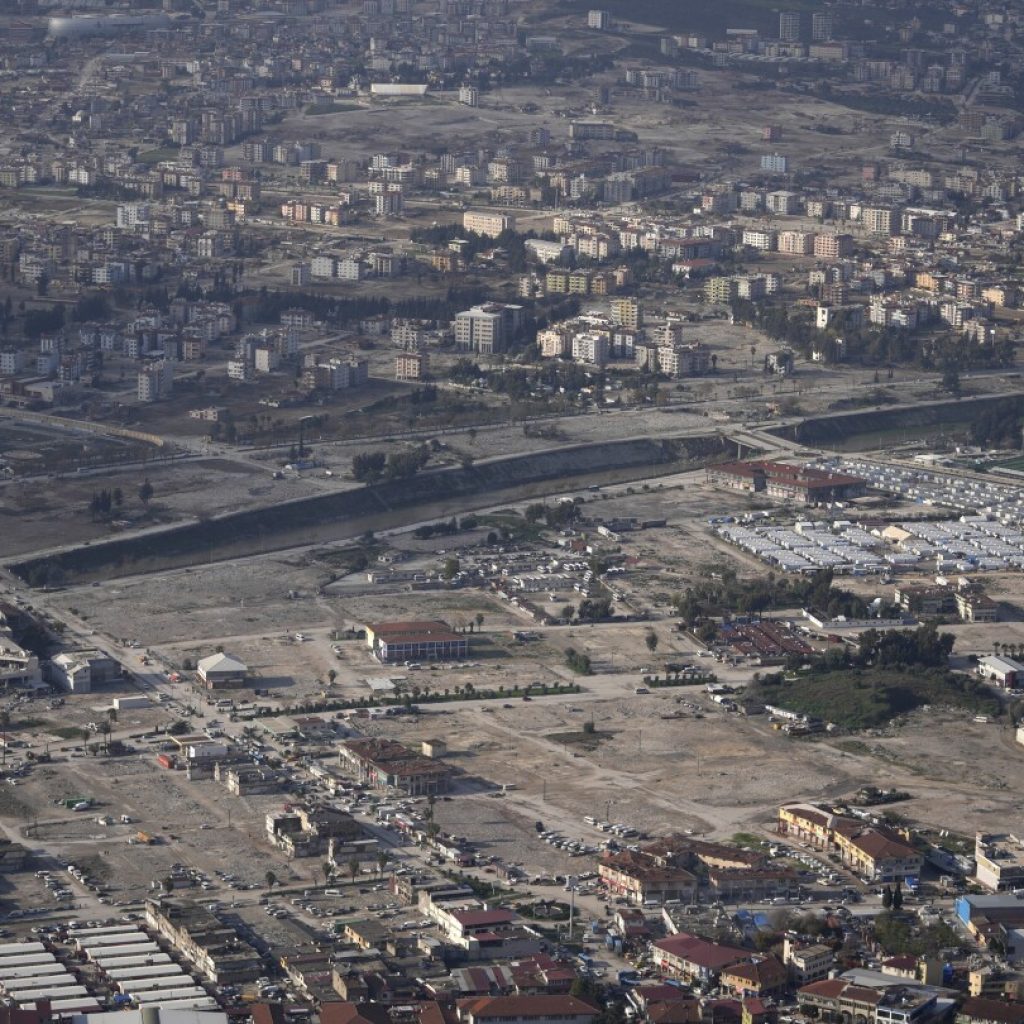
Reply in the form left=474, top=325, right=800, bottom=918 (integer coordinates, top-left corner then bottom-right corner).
left=365, top=620, right=468, bottom=664
left=340, top=737, right=452, bottom=795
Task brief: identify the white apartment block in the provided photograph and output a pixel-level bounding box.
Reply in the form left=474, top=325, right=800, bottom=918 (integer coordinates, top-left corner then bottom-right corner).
left=742, top=229, right=777, bottom=251
left=463, top=210, right=514, bottom=237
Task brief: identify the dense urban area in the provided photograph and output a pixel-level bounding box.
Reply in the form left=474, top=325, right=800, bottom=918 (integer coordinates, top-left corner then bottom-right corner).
left=8, top=0, right=1024, bottom=1020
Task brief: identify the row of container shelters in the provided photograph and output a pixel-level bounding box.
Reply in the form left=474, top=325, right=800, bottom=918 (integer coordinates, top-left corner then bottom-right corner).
left=133, top=987, right=212, bottom=1004
left=152, top=998, right=219, bottom=1009
left=1, top=965, right=74, bottom=983
left=71, top=924, right=143, bottom=937
left=0, top=952, right=59, bottom=968
left=6, top=976, right=80, bottom=997
left=94, top=952, right=172, bottom=970
left=12, top=984, right=91, bottom=1003
left=88, top=941, right=163, bottom=961
left=76, top=929, right=152, bottom=950
left=118, top=973, right=193, bottom=993
left=0, top=941, right=45, bottom=956
left=108, top=963, right=189, bottom=981
left=0, top=954, right=58, bottom=978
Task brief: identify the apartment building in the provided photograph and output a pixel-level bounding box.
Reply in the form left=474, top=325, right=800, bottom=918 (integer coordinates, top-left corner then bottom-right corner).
left=742, top=229, right=777, bottom=251
left=137, top=360, right=173, bottom=402
left=975, top=834, right=1024, bottom=891
left=783, top=937, right=835, bottom=985
left=832, top=823, right=922, bottom=882
left=814, top=233, right=854, bottom=259
left=395, top=352, right=428, bottom=381
left=454, top=303, right=524, bottom=355
left=463, top=210, right=514, bottom=237
left=862, top=206, right=898, bottom=235
left=610, top=297, right=642, bottom=329
left=778, top=230, right=815, bottom=255
left=598, top=850, right=697, bottom=905
left=766, top=190, right=799, bottom=215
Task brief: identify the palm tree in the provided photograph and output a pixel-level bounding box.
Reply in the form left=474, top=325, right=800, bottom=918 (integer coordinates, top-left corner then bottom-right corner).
left=322, top=861, right=334, bottom=886
left=376, top=851, right=390, bottom=879
left=348, top=858, right=360, bottom=883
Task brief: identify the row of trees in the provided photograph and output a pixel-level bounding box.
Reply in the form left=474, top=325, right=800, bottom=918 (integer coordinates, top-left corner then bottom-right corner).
left=351, top=447, right=430, bottom=483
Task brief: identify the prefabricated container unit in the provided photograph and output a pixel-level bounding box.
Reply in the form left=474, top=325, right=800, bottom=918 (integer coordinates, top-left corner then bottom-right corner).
left=109, top=963, right=186, bottom=981
left=0, top=964, right=76, bottom=981
left=90, top=942, right=163, bottom=960
left=96, top=953, right=172, bottom=970
left=8, top=978, right=82, bottom=996
left=155, top=999, right=218, bottom=1010
left=0, top=942, right=45, bottom=957
left=116, top=973, right=189, bottom=993
left=134, top=987, right=210, bottom=1003
left=49, top=998, right=101, bottom=1013
left=0, top=953, right=57, bottom=968
left=110, top=966, right=188, bottom=983
left=80, top=931, right=153, bottom=949
left=12, top=985, right=90, bottom=1002
left=73, top=924, right=144, bottom=937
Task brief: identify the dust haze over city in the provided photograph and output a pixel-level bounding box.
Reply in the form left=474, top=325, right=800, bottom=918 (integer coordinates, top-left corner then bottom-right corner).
left=4, top=0, right=1024, bottom=1014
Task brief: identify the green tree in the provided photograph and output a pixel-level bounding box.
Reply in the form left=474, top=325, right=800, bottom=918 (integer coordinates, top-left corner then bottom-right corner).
left=882, top=884, right=893, bottom=909
left=348, top=858, right=360, bottom=882
left=265, top=870, right=278, bottom=890
left=376, top=851, right=390, bottom=878
left=645, top=630, right=658, bottom=653
left=138, top=478, right=154, bottom=505
left=442, top=557, right=460, bottom=580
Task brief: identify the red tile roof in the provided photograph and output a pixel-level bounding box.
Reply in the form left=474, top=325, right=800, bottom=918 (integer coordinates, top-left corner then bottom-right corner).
left=459, top=996, right=600, bottom=1021
left=653, top=933, right=747, bottom=971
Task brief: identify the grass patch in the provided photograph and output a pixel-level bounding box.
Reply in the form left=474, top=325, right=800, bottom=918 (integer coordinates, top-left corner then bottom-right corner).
left=305, top=102, right=360, bottom=115
left=49, top=726, right=86, bottom=740
left=749, top=668, right=1000, bottom=732
left=832, top=739, right=871, bottom=755
left=993, top=455, right=1024, bottom=473
left=476, top=513, right=545, bottom=543
left=14, top=718, right=48, bottom=731
left=546, top=729, right=615, bottom=751
left=135, top=147, right=178, bottom=165
left=731, top=832, right=765, bottom=849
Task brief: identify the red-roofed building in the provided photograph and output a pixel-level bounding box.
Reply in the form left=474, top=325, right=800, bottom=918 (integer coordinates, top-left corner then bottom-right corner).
left=651, top=933, right=748, bottom=984
left=365, top=620, right=469, bottom=664
left=958, top=998, right=1024, bottom=1024
left=428, top=904, right=540, bottom=960
left=832, top=823, right=922, bottom=883
left=720, top=956, right=788, bottom=999
left=796, top=979, right=940, bottom=1024
left=707, top=462, right=865, bottom=505
left=457, top=995, right=600, bottom=1024
left=321, top=1002, right=456, bottom=1024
